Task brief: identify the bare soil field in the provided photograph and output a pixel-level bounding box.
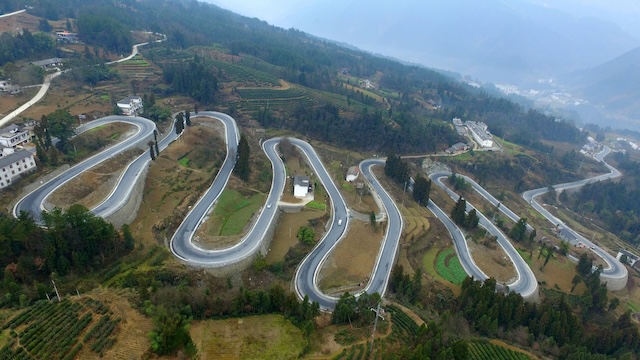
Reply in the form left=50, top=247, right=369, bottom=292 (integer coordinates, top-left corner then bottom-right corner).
left=0, top=88, right=37, bottom=117
left=318, top=219, right=384, bottom=295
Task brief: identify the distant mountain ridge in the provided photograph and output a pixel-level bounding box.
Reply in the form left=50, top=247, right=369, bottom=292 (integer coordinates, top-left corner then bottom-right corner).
left=563, top=46, right=640, bottom=121
left=237, top=0, right=639, bottom=84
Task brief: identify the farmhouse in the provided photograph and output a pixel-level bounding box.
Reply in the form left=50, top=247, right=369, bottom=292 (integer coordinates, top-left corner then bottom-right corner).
left=293, top=175, right=311, bottom=198
left=346, top=166, right=360, bottom=182
left=30, top=58, right=64, bottom=70
left=116, top=96, right=143, bottom=116
left=445, top=142, right=469, bottom=154
left=0, top=124, right=29, bottom=148
left=0, top=149, right=36, bottom=189
left=55, top=31, right=78, bottom=43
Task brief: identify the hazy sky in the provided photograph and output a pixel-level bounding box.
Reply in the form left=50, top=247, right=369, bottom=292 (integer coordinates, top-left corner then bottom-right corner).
left=209, top=0, right=640, bottom=38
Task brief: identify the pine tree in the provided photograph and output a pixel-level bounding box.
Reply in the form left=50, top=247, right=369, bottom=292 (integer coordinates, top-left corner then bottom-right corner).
left=451, top=196, right=467, bottom=226
left=412, top=174, right=431, bottom=205
left=234, top=134, right=250, bottom=181
left=465, top=209, right=479, bottom=229
left=185, top=110, right=191, bottom=126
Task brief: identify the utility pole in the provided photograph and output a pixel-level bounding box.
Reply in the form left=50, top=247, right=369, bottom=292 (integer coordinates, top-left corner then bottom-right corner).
left=52, top=280, right=61, bottom=302
left=370, top=302, right=383, bottom=355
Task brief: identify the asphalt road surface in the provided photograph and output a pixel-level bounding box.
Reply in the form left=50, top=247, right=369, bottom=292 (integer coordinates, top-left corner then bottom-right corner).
left=430, top=173, right=539, bottom=299
left=522, top=146, right=627, bottom=287
left=14, top=115, right=158, bottom=222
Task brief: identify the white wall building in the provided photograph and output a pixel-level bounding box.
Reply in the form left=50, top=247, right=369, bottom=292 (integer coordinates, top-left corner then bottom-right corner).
left=293, top=175, right=311, bottom=198
left=116, top=96, right=143, bottom=116
left=0, top=149, right=36, bottom=189
left=466, top=121, right=493, bottom=148
left=346, top=166, right=360, bottom=182
left=0, top=124, right=29, bottom=148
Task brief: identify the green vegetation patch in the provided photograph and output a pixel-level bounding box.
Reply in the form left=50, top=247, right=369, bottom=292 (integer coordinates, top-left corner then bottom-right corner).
left=0, top=299, right=119, bottom=359
left=468, top=340, right=530, bottom=360
left=178, top=157, right=190, bottom=167
left=305, top=201, right=326, bottom=211
left=210, top=190, right=266, bottom=236
left=421, top=246, right=440, bottom=278
left=435, top=248, right=467, bottom=285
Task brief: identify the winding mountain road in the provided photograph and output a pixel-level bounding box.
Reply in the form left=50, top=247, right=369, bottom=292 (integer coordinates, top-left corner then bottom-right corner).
left=13, top=115, right=159, bottom=222
left=522, top=146, right=627, bottom=290
left=430, top=173, right=539, bottom=300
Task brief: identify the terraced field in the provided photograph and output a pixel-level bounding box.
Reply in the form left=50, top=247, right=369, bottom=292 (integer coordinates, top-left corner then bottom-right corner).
left=0, top=298, right=120, bottom=359
left=211, top=59, right=280, bottom=86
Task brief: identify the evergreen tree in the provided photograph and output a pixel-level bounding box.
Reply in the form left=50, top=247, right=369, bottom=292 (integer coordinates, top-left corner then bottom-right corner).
left=234, top=134, right=250, bottom=181
left=412, top=174, right=431, bottom=205
left=465, top=209, right=479, bottom=229
left=185, top=110, right=191, bottom=126
left=509, top=218, right=528, bottom=242
left=451, top=196, right=467, bottom=226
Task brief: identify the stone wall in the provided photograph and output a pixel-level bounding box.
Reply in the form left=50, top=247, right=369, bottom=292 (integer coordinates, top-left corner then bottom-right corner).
left=105, top=164, right=148, bottom=229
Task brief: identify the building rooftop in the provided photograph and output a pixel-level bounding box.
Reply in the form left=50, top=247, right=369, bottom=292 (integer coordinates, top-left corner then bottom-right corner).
left=346, top=166, right=359, bottom=176
left=619, top=249, right=640, bottom=261
left=0, top=124, right=23, bottom=137
left=30, top=58, right=63, bottom=67
left=117, top=96, right=142, bottom=105
left=0, top=150, right=33, bottom=168
left=293, top=175, right=310, bottom=187
left=466, top=121, right=492, bottom=141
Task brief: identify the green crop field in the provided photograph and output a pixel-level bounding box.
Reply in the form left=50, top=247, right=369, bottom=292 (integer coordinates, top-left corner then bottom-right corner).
left=468, top=341, right=530, bottom=360
left=0, top=298, right=119, bottom=359
left=210, top=190, right=266, bottom=236
left=210, top=59, right=280, bottom=86
left=435, top=248, right=467, bottom=285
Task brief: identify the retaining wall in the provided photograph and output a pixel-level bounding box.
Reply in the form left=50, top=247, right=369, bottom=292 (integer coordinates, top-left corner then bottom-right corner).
left=105, top=164, right=149, bottom=229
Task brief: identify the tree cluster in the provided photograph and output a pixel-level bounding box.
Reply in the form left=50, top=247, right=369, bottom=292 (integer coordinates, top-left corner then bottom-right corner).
left=412, top=174, right=431, bottom=205
left=162, top=55, right=219, bottom=104
left=384, top=154, right=409, bottom=186
left=76, top=13, right=132, bottom=53
left=389, top=265, right=423, bottom=304
left=0, top=206, right=133, bottom=307
left=450, top=197, right=479, bottom=230
left=508, top=218, right=529, bottom=242
left=332, top=291, right=381, bottom=326
left=0, top=29, right=55, bottom=66
left=457, top=277, right=639, bottom=357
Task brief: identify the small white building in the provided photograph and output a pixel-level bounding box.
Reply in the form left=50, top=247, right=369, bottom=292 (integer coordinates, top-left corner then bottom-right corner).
left=0, top=149, right=37, bottom=189
left=117, top=96, right=143, bottom=116
left=0, top=124, right=29, bottom=148
left=0, top=80, right=11, bottom=92
left=346, top=166, right=360, bottom=182
left=293, top=175, right=311, bottom=198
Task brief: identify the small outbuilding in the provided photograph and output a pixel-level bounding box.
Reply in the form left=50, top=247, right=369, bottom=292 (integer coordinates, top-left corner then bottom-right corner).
left=346, top=166, right=360, bottom=182
left=293, top=175, right=311, bottom=198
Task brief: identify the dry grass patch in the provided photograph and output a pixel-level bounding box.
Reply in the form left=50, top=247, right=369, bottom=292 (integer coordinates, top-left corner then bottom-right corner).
left=468, top=240, right=517, bottom=283
left=47, top=148, right=142, bottom=210
left=267, top=210, right=325, bottom=264
left=130, top=123, right=225, bottom=247
left=190, top=315, right=306, bottom=360
left=318, top=220, right=384, bottom=295
left=78, top=289, right=154, bottom=360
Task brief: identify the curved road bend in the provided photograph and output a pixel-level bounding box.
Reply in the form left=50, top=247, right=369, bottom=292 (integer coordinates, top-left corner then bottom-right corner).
left=430, top=173, right=539, bottom=300
left=14, top=115, right=158, bottom=223
left=293, top=156, right=403, bottom=310
left=522, top=146, right=627, bottom=289
left=170, top=117, right=292, bottom=268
